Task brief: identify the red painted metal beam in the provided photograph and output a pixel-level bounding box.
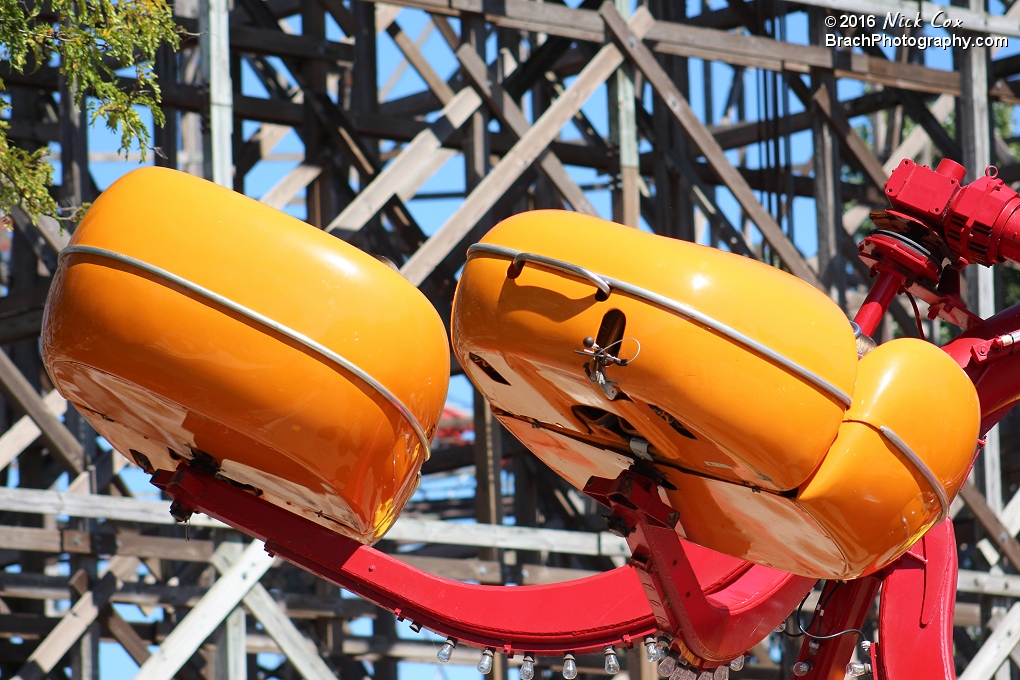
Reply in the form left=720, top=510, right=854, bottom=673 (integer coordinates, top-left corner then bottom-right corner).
left=154, top=467, right=658, bottom=655
left=585, top=473, right=814, bottom=668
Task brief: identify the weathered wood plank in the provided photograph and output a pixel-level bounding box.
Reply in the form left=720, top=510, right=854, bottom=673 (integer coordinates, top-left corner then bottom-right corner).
left=135, top=541, right=274, bottom=680
left=0, top=486, right=630, bottom=556
left=399, top=9, right=655, bottom=286
left=259, top=163, right=323, bottom=210
left=326, top=88, right=483, bottom=235
left=959, top=482, right=1020, bottom=572
left=10, top=572, right=118, bottom=680
left=0, top=350, right=83, bottom=474
left=454, top=44, right=598, bottom=216
left=230, top=25, right=355, bottom=63
left=959, top=603, right=1020, bottom=680
left=210, top=547, right=339, bottom=680
left=811, top=83, right=888, bottom=191
left=0, top=391, right=66, bottom=472
left=601, top=2, right=821, bottom=288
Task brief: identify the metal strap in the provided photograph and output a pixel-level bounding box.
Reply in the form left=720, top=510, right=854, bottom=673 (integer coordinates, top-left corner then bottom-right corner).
left=507, top=253, right=612, bottom=300
left=60, top=245, right=432, bottom=458
left=467, top=243, right=853, bottom=409
left=878, top=426, right=950, bottom=524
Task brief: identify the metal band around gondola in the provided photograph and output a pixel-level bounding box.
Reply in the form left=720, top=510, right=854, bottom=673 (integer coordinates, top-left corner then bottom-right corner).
left=59, top=245, right=433, bottom=459
left=467, top=242, right=853, bottom=409
left=878, top=425, right=950, bottom=523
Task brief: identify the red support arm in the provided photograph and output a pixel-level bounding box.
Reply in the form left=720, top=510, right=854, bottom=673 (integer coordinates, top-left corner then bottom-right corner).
left=154, top=467, right=658, bottom=655
left=585, top=473, right=814, bottom=667
left=877, top=518, right=958, bottom=680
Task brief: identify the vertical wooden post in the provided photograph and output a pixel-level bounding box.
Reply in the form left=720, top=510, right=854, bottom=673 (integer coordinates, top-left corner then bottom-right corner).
left=58, top=75, right=92, bottom=208
left=155, top=42, right=179, bottom=171
left=463, top=14, right=491, bottom=217
left=809, top=10, right=844, bottom=310
left=649, top=0, right=693, bottom=240
left=609, top=0, right=638, bottom=227
left=199, top=0, right=232, bottom=187
left=213, top=608, right=247, bottom=680
left=303, top=0, right=334, bottom=225
left=473, top=387, right=506, bottom=680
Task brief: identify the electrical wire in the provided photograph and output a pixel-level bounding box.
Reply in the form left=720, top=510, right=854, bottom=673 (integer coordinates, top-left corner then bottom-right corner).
left=781, top=581, right=869, bottom=642
left=596, top=337, right=642, bottom=366
left=906, top=292, right=926, bottom=341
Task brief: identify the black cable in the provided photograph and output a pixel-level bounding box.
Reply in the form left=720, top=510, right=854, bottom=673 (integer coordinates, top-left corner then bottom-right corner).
left=780, top=581, right=868, bottom=643
left=906, top=291, right=926, bottom=341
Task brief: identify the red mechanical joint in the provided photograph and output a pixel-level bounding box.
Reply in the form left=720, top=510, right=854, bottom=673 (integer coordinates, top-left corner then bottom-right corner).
left=884, top=158, right=965, bottom=225
left=970, top=329, right=1020, bottom=364
left=585, top=472, right=813, bottom=666
left=885, top=158, right=1020, bottom=268
left=944, top=167, right=1020, bottom=266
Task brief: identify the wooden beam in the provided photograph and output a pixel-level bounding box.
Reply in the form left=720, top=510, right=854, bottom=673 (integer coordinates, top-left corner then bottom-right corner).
left=100, top=607, right=154, bottom=667
left=230, top=25, right=355, bottom=64
left=0, top=486, right=631, bottom=556
left=0, top=350, right=83, bottom=473
left=386, top=20, right=455, bottom=104
left=315, top=0, right=358, bottom=35
left=959, top=603, right=1020, bottom=680
left=600, top=2, right=822, bottom=289
left=959, top=482, right=1020, bottom=573
left=0, top=390, right=66, bottom=473
left=8, top=207, right=66, bottom=274
left=811, top=83, right=888, bottom=191
left=210, top=546, right=340, bottom=680
left=0, top=525, right=216, bottom=561
left=10, top=572, right=118, bottom=680
left=454, top=44, right=599, bottom=216
left=399, top=9, right=655, bottom=286
left=212, top=607, right=247, bottom=680
left=135, top=541, right=274, bottom=680
left=959, top=570, right=1020, bottom=598
left=0, top=486, right=228, bottom=527
left=259, top=163, right=324, bottom=210
left=0, top=284, right=50, bottom=345
left=326, top=87, right=483, bottom=236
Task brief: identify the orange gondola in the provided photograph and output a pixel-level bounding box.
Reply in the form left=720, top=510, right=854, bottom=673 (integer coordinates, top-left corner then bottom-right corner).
left=453, top=211, right=980, bottom=578
left=42, top=167, right=450, bottom=544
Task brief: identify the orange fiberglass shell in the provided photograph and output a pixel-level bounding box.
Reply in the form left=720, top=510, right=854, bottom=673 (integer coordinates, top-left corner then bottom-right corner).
left=453, top=211, right=980, bottom=579
left=42, top=167, right=450, bottom=544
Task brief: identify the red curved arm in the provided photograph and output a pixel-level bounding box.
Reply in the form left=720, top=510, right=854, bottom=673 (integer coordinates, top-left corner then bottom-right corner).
left=584, top=474, right=813, bottom=664
left=942, top=301, right=1020, bottom=434
left=153, top=467, right=658, bottom=655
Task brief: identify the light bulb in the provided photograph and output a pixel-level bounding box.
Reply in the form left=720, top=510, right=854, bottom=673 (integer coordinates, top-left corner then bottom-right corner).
left=521, top=654, right=536, bottom=680
left=729, top=657, right=744, bottom=672
left=697, top=673, right=712, bottom=680
left=792, top=661, right=813, bottom=677
left=478, top=648, right=494, bottom=675
left=563, top=653, right=577, bottom=680
left=645, top=637, right=664, bottom=663
left=846, top=662, right=871, bottom=678
left=713, top=666, right=728, bottom=680
left=657, top=656, right=677, bottom=677
left=681, top=671, right=697, bottom=680
left=438, top=639, right=456, bottom=664
left=604, top=647, right=620, bottom=675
